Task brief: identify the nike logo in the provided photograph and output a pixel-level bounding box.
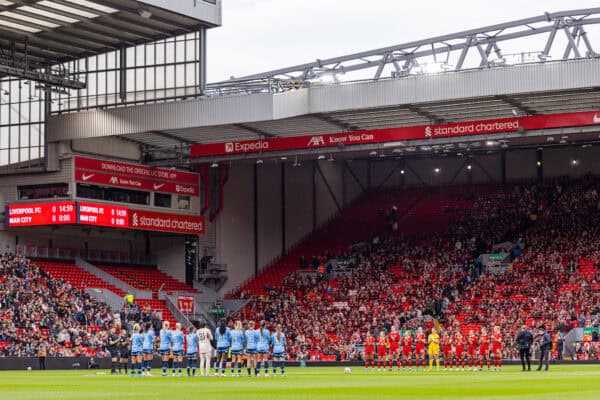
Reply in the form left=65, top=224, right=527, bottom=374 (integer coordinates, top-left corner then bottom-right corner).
left=153, top=183, right=165, bottom=190
left=593, top=114, right=600, bottom=124
left=82, top=173, right=95, bottom=181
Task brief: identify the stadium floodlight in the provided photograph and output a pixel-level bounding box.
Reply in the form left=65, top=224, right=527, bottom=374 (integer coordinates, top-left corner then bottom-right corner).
left=434, top=168, right=441, bottom=174
left=400, top=170, right=405, bottom=175
left=467, top=164, right=472, bottom=171
left=571, top=159, right=579, bottom=166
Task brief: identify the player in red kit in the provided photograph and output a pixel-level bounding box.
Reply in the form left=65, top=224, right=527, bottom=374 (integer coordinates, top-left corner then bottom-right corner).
left=454, top=331, right=466, bottom=371
left=467, top=330, right=478, bottom=371
left=441, top=331, right=453, bottom=370
left=479, top=327, right=491, bottom=371
left=415, top=327, right=426, bottom=370
left=491, top=325, right=503, bottom=371
left=376, top=331, right=390, bottom=371
left=388, top=326, right=401, bottom=371
left=401, top=331, right=413, bottom=371
left=364, top=331, right=376, bottom=371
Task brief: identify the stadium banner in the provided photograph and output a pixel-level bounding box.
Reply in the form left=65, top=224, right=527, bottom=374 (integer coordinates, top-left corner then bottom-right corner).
left=74, top=169, right=199, bottom=196
left=190, top=110, right=600, bottom=157
left=78, top=201, right=129, bottom=228
left=74, top=156, right=199, bottom=196
left=129, top=209, right=205, bottom=235
left=177, top=295, right=195, bottom=313
left=6, top=201, right=77, bottom=227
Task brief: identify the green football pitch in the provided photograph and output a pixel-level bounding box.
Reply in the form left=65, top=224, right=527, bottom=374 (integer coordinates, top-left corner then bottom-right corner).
left=1, top=365, right=599, bottom=400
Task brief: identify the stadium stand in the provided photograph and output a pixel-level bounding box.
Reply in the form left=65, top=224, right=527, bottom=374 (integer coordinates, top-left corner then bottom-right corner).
left=232, top=178, right=600, bottom=361
left=0, top=254, right=180, bottom=357
left=0, top=255, right=113, bottom=357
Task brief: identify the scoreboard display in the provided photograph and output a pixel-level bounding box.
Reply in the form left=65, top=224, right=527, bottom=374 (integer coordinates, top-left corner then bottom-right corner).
left=78, top=202, right=129, bottom=228
left=6, top=200, right=202, bottom=235
left=7, top=202, right=77, bottom=227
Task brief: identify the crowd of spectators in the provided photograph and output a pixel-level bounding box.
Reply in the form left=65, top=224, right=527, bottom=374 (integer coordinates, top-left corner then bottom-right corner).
left=236, top=178, right=600, bottom=361
left=0, top=254, right=163, bottom=358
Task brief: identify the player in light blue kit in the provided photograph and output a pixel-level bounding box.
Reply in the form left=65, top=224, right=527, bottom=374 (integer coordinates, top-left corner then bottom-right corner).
left=171, top=323, right=185, bottom=376
left=244, top=320, right=260, bottom=377
left=215, top=320, right=231, bottom=376
left=256, top=320, right=271, bottom=377
left=142, top=322, right=155, bottom=376
left=230, top=320, right=245, bottom=376
left=186, top=326, right=200, bottom=377
left=158, top=321, right=172, bottom=376
left=130, top=324, right=144, bottom=377
left=271, top=324, right=287, bottom=377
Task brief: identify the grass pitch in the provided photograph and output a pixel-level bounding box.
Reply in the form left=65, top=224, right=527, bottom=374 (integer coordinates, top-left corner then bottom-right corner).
left=1, top=365, right=599, bottom=400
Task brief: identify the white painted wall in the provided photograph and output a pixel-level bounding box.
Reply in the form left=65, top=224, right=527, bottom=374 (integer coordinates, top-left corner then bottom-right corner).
left=215, top=164, right=254, bottom=294
left=151, top=236, right=186, bottom=282
left=343, top=160, right=368, bottom=204
left=506, top=149, right=537, bottom=182
left=315, top=160, right=343, bottom=226
left=284, top=162, right=313, bottom=250
left=257, top=163, right=283, bottom=269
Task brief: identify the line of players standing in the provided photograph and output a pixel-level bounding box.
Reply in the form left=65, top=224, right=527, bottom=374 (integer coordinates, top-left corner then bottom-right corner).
left=363, top=325, right=503, bottom=372
left=106, top=319, right=287, bottom=377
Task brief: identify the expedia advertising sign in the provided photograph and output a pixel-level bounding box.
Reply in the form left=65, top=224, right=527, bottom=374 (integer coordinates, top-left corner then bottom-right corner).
left=191, top=110, right=600, bottom=157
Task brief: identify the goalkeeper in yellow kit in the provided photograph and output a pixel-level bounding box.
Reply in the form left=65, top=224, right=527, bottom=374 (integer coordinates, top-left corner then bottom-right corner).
left=428, top=328, right=440, bottom=371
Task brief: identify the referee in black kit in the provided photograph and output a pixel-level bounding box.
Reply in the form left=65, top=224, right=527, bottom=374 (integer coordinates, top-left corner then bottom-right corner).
left=515, top=325, right=534, bottom=371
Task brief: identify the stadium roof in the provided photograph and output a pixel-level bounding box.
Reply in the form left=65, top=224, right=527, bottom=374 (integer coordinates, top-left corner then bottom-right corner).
left=0, top=0, right=219, bottom=70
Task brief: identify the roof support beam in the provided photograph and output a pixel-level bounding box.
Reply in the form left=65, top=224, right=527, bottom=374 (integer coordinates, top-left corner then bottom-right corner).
left=496, top=95, right=538, bottom=116
left=313, top=113, right=361, bottom=132
left=406, top=105, right=445, bottom=124
left=233, top=123, right=277, bottom=138
left=150, top=130, right=195, bottom=144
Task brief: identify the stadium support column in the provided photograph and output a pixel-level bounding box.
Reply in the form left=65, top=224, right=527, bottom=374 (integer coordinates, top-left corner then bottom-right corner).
left=367, top=160, right=372, bottom=190
left=312, top=161, right=317, bottom=232
left=253, top=163, right=259, bottom=277
left=119, top=47, right=127, bottom=103
left=281, top=163, right=287, bottom=255
left=537, top=148, right=543, bottom=182
left=198, top=27, right=207, bottom=95
left=43, top=67, right=51, bottom=171
left=501, top=150, right=507, bottom=184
